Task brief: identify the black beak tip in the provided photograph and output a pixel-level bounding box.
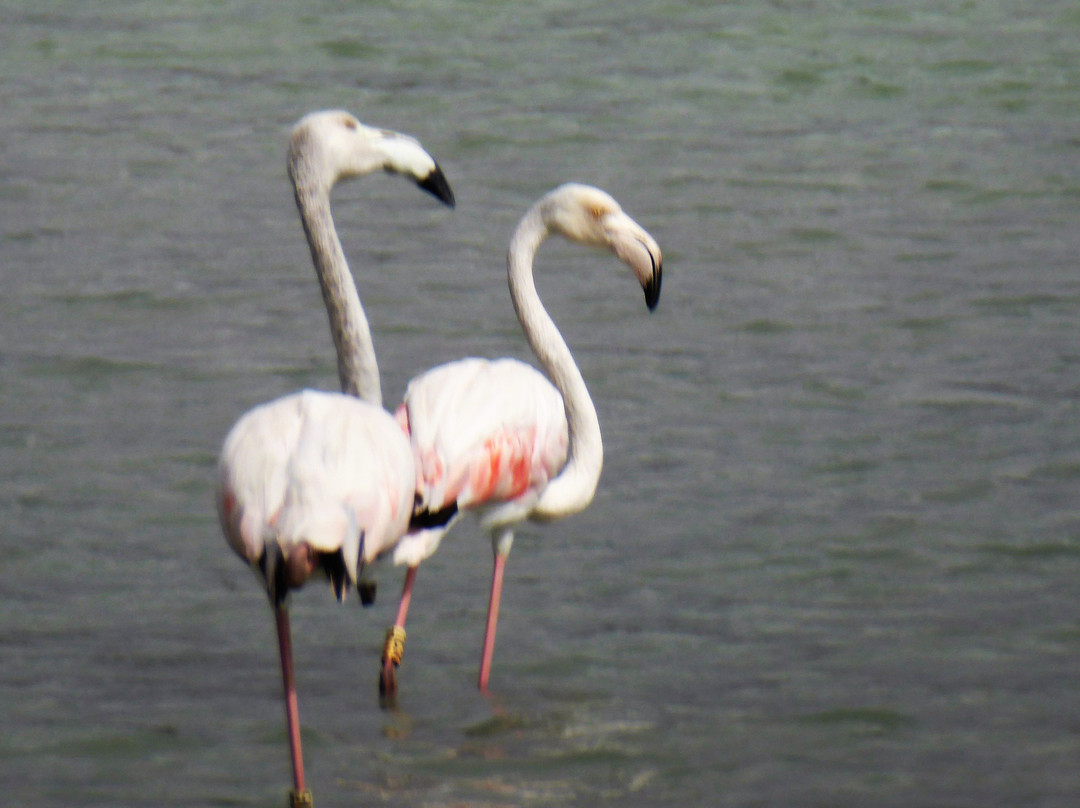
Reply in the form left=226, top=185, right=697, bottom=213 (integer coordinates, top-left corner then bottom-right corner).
left=644, top=263, right=662, bottom=311
left=418, top=164, right=455, bottom=208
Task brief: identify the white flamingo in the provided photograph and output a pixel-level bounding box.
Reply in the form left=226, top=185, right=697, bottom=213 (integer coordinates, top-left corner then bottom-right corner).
left=378, top=183, right=662, bottom=700
left=215, top=109, right=453, bottom=806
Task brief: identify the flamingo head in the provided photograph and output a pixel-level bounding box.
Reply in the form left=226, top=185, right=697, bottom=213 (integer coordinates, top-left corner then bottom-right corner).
left=539, top=183, right=663, bottom=310
left=288, top=109, right=455, bottom=206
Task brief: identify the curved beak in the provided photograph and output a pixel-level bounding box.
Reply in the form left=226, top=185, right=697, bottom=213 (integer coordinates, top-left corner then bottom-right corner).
left=605, top=211, right=663, bottom=311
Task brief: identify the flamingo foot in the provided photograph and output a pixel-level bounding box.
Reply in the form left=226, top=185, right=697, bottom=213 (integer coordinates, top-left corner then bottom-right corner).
left=289, top=787, right=314, bottom=808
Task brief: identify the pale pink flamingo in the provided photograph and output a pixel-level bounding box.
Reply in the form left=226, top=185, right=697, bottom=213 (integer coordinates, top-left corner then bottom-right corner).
left=378, top=183, right=662, bottom=700
left=215, top=109, right=452, bottom=806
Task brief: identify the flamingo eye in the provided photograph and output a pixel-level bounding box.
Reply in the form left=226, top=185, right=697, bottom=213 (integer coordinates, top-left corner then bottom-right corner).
left=342, top=117, right=358, bottom=130
left=588, top=204, right=608, bottom=221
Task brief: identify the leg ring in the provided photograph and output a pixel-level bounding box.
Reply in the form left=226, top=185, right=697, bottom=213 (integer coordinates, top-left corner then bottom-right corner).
left=289, top=787, right=314, bottom=808
left=382, top=626, right=406, bottom=667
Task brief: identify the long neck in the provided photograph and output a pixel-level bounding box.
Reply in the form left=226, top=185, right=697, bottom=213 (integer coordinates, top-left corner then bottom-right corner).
left=293, top=183, right=382, bottom=407
left=507, top=207, right=602, bottom=519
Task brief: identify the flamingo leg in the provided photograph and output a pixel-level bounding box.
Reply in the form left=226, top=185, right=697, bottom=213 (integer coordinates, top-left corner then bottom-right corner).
left=479, top=529, right=514, bottom=693
left=380, top=565, right=418, bottom=706
left=275, top=606, right=313, bottom=806
left=478, top=552, right=508, bottom=694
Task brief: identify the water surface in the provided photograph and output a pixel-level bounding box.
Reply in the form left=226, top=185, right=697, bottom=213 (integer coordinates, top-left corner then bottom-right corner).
left=2, top=2, right=1079, bottom=806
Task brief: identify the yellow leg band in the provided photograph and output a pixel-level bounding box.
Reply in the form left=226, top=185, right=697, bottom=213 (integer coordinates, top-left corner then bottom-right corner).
left=289, top=788, right=313, bottom=808
left=382, top=626, right=406, bottom=667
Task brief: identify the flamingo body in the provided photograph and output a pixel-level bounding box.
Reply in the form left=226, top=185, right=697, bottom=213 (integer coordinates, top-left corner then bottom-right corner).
left=391, top=357, right=568, bottom=567
left=218, top=390, right=416, bottom=602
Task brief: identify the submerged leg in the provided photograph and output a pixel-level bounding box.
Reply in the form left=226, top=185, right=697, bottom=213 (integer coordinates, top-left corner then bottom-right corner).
left=275, top=606, right=312, bottom=807
left=478, top=528, right=514, bottom=693
left=380, top=565, right=418, bottom=707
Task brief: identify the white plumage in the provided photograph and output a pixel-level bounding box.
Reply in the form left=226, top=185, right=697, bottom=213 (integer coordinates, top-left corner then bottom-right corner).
left=218, top=390, right=415, bottom=600
left=390, top=358, right=568, bottom=567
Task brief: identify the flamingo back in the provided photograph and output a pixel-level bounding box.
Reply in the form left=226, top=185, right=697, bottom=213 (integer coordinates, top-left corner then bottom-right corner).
left=393, top=358, right=568, bottom=564
left=272, top=391, right=415, bottom=581
left=217, top=390, right=415, bottom=596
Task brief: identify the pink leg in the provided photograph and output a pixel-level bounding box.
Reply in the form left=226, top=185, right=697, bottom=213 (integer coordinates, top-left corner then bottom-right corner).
left=393, top=565, right=418, bottom=630
left=478, top=553, right=508, bottom=693
left=275, top=607, right=311, bottom=804
left=380, top=565, right=418, bottom=705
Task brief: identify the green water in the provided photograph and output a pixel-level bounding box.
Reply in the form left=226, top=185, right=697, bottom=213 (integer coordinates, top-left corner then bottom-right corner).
left=2, top=1, right=1079, bottom=806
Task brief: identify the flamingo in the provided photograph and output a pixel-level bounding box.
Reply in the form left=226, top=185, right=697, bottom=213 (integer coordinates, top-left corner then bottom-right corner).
left=215, top=109, right=453, bottom=806
left=378, top=183, right=662, bottom=700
